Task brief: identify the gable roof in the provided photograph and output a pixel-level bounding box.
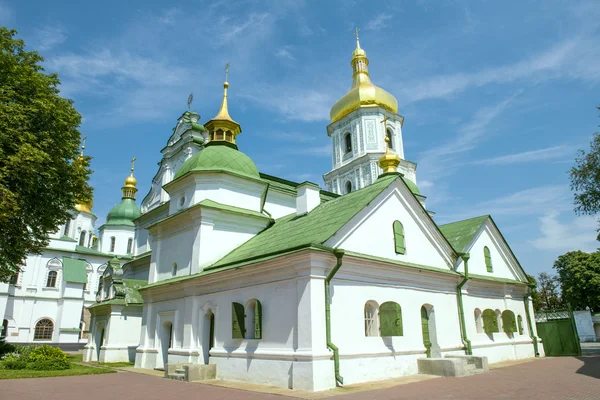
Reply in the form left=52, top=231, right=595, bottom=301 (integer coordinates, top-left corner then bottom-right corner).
left=438, top=215, right=489, bottom=253
left=207, top=174, right=398, bottom=269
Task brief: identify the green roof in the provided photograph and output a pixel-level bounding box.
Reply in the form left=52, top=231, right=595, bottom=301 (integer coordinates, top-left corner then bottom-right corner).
left=402, top=177, right=420, bottom=195
left=174, top=144, right=260, bottom=180
left=62, top=257, right=88, bottom=283
left=105, top=198, right=141, bottom=227
left=57, top=236, right=77, bottom=243
left=74, top=245, right=109, bottom=257
left=438, top=215, right=489, bottom=253
left=207, top=174, right=398, bottom=270
left=198, top=199, right=270, bottom=219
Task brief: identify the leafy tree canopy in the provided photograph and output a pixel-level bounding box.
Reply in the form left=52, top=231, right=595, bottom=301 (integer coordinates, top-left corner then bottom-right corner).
left=529, top=272, right=562, bottom=311
left=0, top=28, right=92, bottom=281
left=553, top=250, right=600, bottom=312
left=571, top=106, right=600, bottom=238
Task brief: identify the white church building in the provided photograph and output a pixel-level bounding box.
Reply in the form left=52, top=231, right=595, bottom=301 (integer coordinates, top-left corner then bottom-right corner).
left=81, top=35, right=543, bottom=391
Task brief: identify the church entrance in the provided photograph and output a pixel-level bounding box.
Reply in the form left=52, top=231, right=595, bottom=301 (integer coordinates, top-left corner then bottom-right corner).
left=421, top=304, right=440, bottom=358
left=96, top=328, right=104, bottom=361
left=160, top=322, right=173, bottom=368
left=202, top=311, right=215, bottom=364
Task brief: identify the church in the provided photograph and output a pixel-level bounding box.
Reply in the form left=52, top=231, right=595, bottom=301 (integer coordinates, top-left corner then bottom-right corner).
left=79, top=34, right=543, bottom=391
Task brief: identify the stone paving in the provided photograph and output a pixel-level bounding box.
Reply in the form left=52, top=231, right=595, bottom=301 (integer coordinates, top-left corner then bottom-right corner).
left=1, top=356, right=598, bottom=400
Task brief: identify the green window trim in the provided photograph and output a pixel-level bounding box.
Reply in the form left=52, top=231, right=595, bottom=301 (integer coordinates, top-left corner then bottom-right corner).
left=484, top=246, right=493, bottom=272
left=502, top=310, right=517, bottom=333
left=253, top=299, right=262, bottom=339
left=232, top=302, right=245, bottom=338
left=517, top=315, right=524, bottom=335
left=482, top=309, right=499, bottom=333
left=393, top=221, right=406, bottom=255
left=379, top=301, right=403, bottom=336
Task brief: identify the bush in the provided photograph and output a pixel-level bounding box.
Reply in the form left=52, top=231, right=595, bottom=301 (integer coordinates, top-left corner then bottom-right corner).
left=2, top=359, right=27, bottom=370
left=13, top=345, right=39, bottom=362
left=28, top=345, right=67, bottom=364
left=0, top=337, right=16, bottom=357
left=26, top=359, right=70, bottom=370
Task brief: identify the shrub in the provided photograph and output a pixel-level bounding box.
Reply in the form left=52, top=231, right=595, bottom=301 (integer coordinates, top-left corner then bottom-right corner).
left=0, top=337, right=16, bottom=357
left=26, top=359, right=70, bottom=370
left=28, top=345, right=67, bottom=363
left=14, top=345, right=39, bottom=362
left=2, top=359, right=27, bottom=370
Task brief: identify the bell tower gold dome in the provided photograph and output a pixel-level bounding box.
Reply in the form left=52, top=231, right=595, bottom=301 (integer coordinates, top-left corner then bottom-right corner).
left=330, top=30, right=398, bottom=123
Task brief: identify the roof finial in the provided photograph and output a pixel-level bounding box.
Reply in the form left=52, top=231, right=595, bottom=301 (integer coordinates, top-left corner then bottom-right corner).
left=187, top=93, right=194, bottom=110
left=122, top=156, right=138, bottom=199
left=378, top=116, right=401, bottom=174
left=130, top=156, right=136, bottom=174
left=355, top=27, right=361, bottom=49
left=80, top=134, right=87, bottom=156
left=225, top=62, right=229, bottom=82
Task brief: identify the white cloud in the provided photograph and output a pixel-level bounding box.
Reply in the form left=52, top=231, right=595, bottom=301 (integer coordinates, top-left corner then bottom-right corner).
left=365, top=14, right=393, bottom=31
left=470, top=145, right=575, bottom=166
left=532, top=212, right=598, bottom=251
left=158, top=8, right=181, bottom=25
left=276, top=47, right=295, bottom=60
left=34, top=25, right=68, bottom=51
left=478, top=185, right=571, bottom=217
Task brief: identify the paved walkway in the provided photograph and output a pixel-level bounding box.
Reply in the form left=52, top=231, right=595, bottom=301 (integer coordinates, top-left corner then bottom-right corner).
left=1, top=356, right=598, bottom=400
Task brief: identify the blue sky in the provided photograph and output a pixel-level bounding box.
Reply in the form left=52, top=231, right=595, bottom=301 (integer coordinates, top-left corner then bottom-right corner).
left=3, top=0, right=599, bottom=276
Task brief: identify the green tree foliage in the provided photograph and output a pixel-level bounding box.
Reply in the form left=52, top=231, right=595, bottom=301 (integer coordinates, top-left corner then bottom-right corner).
left=527, top=274, right=543, bottom=311
left=554, top=250, right=600, bottom=312
left=570, top=106, right=600, bottom=238
left=0, top=28, right=92, bottom=282
left=533, top=272, right=562, bottom=311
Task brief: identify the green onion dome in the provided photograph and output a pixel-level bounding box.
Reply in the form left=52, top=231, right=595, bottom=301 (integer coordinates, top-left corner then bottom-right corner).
left=105, top=198, right=141, bottom=227
left=174, top=144, right=259, bottom=180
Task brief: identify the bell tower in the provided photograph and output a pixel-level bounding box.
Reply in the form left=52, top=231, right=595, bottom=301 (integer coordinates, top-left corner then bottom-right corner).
left=323, top=30, right=418, bottom=195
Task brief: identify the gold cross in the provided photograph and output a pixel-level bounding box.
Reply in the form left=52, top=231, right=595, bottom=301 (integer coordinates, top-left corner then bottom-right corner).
left=80, top=134, right=87, bottom=156
left=131, top=156, right=136, bottom=173
left=225, top=62, right=230, bottom=81
left=355, top=28, right=360, bottom=42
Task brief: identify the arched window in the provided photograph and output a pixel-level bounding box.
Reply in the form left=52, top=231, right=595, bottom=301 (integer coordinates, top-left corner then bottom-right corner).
left=88, top=232, right=93, bottom=248
left=127, top=238, right=133, bottom=254
left=172, top=263, right=178, bottom=277
left=393, top=221, right=406, bottom=254
left=109, top=237, right=116, bottom=253
left=501, top=310, right=517, bottom=334
left=364, top=301, right=379, bottom=337
left=386, top=128, right=394, bottom=150
left=216, top=129, right=224, bottom=141
left=232, top=302, right=245, bottom=339
left=517, top=315, right=524, bottom=335
left=244, top=299, right=263, bottom=339
left=64, top=219, right=71, bottom=237
left=344, top=133, right=352, bottom=154
left=474, top=308, right=483, bottom=333
left=484, top=246, right=493, bottom=272
left=46, top=271, right=58, bottom=288
left=34, top=319, right=54, bottom=340
left=345, top=181, right=352, bottom=194
left=379, top=301, right=403, bottom=336
left=79, top=231, right=86, bottom=246
left=482, top=309, right=498, bottom=333
left=226, top=131, right=233, bottom=142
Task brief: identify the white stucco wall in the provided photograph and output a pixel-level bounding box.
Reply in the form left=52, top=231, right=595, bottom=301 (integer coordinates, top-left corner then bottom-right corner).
left=574, top=310, right=596, bottom=342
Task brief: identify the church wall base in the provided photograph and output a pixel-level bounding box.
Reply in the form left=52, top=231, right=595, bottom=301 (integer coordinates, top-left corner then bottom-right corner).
left=472, top=341, right=538, bottom=363
left=338, top=353, right=421, bottom=385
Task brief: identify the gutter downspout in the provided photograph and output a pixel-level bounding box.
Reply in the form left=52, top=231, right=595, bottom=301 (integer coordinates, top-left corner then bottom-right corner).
left=456, top=253, right=472, bottom=355
left=523, top=285, right=540, bottom=357
left=325, top=248, right=345, bottom=387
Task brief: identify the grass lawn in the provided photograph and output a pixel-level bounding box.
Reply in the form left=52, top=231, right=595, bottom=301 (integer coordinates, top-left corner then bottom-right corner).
left=0, top=363, right=116, bottom=379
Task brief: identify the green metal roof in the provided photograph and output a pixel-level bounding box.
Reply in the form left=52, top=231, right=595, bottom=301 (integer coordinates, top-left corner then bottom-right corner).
left=62, top=257, right=88, bottom=283
left=438, top=215, right=489, bottom=253
left=105, top=198, right=141, bottom=227
left=207, top=174, right=398, bottom=270
left=198, top=199, right=270, bottom=219
left=174, top=144, right=260, bottom=180
left=402, top=177, right=420, bottom=195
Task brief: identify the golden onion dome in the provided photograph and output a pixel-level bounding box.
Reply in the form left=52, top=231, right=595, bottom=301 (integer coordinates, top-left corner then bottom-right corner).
left=124, top=174, right=137, bottom=187
left=378, top=137, right=401, bottom=174
left=121, top=157, right=138, bottom=200
left=75, top=199, right=94, bottom=214
left=330, top=31, right=398, bottom=123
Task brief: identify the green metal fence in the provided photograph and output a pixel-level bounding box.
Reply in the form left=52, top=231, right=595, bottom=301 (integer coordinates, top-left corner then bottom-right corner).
left=535, top=305, right=582, bottom=357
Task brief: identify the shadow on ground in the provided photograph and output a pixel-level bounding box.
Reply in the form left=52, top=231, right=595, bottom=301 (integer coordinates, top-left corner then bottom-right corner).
left=575, top=355, right=600, bottom=380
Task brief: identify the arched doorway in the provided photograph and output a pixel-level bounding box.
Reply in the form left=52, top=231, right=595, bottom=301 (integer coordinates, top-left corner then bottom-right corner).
left=421, top=304, right=440, bottom=358
left=96, top=327, right=105, bottom=361
left=160, top=322, right=173, bottom=368
left=202, top=311, right=215, bottom=364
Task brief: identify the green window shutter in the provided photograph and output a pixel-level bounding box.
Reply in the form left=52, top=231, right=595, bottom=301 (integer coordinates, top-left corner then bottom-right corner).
left=517, top=315, right=524, bottom=335
left=380, top=302, right=403, bottom=336
left=482, top=309, right=499, bottom=333
left=484, top=247, right=493, bottom=272
left=232, top=302, right=245, bottom=339
left=393, top=221, right=406, bottom=255
left=254, top=300, right=262, bottom=339
left=502, top=311, right=517, bottom=333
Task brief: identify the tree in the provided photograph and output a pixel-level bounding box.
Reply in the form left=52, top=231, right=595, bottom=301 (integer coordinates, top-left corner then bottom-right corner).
left=534, top=272, right=562, bottom=311
left=0, top=28, right=92, bottom=281
left=570, top=106, right=600, bottom=238
left=553, top=250, right=600, bottom=312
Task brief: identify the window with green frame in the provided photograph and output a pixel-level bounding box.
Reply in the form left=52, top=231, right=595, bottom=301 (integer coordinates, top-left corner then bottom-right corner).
left=393, top=221, right=406, bottom=254
left=232, top=302, right=245, bottom=338
left=482, top=309, right=499, bottom=333
left=517, top=315, right=524, bottom=335
left=484, top=246, right=493, bottom=272
left=245, top=299, right=263, bottom=339
left=379, top=301, right=403, bottom=336
left=501, top=310, right=517, bottom=334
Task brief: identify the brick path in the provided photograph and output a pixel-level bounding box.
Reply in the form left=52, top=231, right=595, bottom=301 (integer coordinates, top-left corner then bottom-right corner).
left=1, top=356, right=598, bottom=400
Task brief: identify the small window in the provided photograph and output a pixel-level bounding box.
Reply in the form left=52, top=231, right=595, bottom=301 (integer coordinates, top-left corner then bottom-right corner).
left=364, top=301, right=379, bottom=337
left=216, top=129, right=224, bottom=140
left=1, top=319, right=7, bottom=338
left=379, top=301, right=403, bottom=336
left=172, top=263, right=178, bottom=277
left=127, top=238, right=133, bottom=254
left=345, top=181, right=352, bottom=194
left=393, top=221, right=406, bottom=254
left=34, top=319, right=54, bottom=340
left=344, top=133, right=352, bottom=154
left=244, top=299, right=263, bottom=339
left=46, top=271, right=58, bottom=288
left=517, top=315, right=524, bottom=335
left=502, top=310, right=517, bottom=334
left=64, top=219, right=71, bottom=236
left=9, top=271, right=19, bottom=285
left=474, top=308, right=483, bottom=333
left=98, top=277, right=103, bottom=294
left=232, top=302, right=245, bottom=339
left=482, top=309, right=498, bottom=333
left=386, top=128, right=394, bottom=150
left=179, top=196, right=185, bottom=208
left=79, top=231, right=86, bottom=246
left=110, top=237, right=116, bottom=253
left=88, top=232, right=93, bottom=248
left=484, top=246, right=493, bottom=272
left=226, top=131, right=233, bottom=142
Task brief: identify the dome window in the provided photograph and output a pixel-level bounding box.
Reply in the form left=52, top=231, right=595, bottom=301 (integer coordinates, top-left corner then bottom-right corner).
left=345, top=181, right=353, bottom=193
left=344, top=133, right=352, bottom=154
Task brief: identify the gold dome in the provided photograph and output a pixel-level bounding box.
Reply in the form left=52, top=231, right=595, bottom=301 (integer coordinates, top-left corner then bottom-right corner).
left=124, top=174, right=137, bottom=187
left=122, top=157, right=138, bottom=199
left=75, top=199, right=94, bottom=214
left=379, top=137, right=401, bottom=174
left=330, top=31, right=398, bottom=123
